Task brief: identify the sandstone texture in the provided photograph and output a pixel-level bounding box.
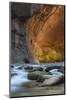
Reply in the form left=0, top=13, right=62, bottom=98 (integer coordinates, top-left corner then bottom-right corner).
left=26, top=5, right=64, bottom=63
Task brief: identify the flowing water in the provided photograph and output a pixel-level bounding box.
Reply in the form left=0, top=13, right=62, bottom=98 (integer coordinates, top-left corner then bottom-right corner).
left=10, top=62, right=64, bottom=97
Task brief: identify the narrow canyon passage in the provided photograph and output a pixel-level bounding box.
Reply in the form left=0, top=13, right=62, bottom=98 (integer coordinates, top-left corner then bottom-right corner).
left=11, top=5, right=64, bottom=64
left=10, top=3, right=65, bottom=97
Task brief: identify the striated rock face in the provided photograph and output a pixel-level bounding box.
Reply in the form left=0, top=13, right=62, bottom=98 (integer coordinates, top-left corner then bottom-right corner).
left=26, top=5, right=65, bottom=63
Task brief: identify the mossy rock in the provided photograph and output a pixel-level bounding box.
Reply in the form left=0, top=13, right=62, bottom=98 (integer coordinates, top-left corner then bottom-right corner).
left=28, top=73, right=39, bottom=80
left=28, top=71, right=48, bottom=82
left=29, top=71, right=48, bottom=75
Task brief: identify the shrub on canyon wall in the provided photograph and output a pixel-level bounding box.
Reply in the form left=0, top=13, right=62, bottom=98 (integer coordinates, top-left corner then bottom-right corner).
left=35, top=47, right=63, bottom=63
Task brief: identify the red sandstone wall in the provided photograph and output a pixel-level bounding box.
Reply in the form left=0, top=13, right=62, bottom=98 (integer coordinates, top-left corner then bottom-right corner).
left=26, top=5, right=64, bottom=63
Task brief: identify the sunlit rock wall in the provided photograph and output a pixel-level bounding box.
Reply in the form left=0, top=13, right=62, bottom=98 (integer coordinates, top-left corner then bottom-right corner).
left=26, top=5, right=64, bottom=63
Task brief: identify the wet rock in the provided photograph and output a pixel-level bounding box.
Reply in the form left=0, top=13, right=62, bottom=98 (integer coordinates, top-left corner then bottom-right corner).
left=24, top=66, right=43, bottom=72
left=11, top=65, right=14, bottom=68
left=35, top=67, right=43, bottom=71
left=11, top=73, right=17, bottom=77
left=58, top=67, right=64, bottom=73
left=24, top=66, right=34, bottom=72
left=30, top=71, right=48, bottom=76
left=22, top=81, right=39, bottom=88
left=28, top=73, right=39, bottom=80
left=28, top=71, right=48, bottom=82
left=17, top=66, right=22, bottom=70
left=49, top=69, right=64, bottom=76
left=24, top=66, right=33, bottom=70
left=45, top=66, right=60, bottom=72
left=38, top=75, right=64, bottom=86
left=36, top=75, right=44, bottom=82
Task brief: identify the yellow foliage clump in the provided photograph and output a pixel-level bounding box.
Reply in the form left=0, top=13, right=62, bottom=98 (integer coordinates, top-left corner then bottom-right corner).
left=35, top=47, right=63, bottom=63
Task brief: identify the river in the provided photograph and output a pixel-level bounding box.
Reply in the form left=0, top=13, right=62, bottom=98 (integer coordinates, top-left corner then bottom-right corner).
left=10, top=62, right=64, bottom=97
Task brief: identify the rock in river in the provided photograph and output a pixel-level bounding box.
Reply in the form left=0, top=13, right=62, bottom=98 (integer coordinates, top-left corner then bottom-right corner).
left=28, top=71, right=48, bottom=82
left=38, top=75, right=64, bottom=86
left=24, top=66, right=43, bottom=72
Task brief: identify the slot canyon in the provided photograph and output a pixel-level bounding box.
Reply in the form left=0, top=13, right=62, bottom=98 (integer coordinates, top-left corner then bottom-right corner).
left=11, top=3, right=64, bottom=64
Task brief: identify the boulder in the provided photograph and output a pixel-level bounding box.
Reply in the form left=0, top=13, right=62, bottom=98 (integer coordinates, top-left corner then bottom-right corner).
left=24, top=66, right=33, bottom=70
left=38, top=75, right=64, bottom=86
left=45, top=66, right=60, bottom=72
left=35, top=67, right=43, bottom=71
left=24, top=66, right=44, bottom=72
left=28, top=73, right=39, bottom=80
left=28, top=71, right=48, bottom=82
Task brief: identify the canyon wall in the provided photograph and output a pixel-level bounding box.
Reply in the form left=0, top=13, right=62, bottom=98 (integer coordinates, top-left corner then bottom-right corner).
left=26, top=5, right=65, bottom=63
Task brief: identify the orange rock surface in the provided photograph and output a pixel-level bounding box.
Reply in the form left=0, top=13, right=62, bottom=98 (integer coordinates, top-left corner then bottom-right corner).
left=26, top=5, right=65, bottom=63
